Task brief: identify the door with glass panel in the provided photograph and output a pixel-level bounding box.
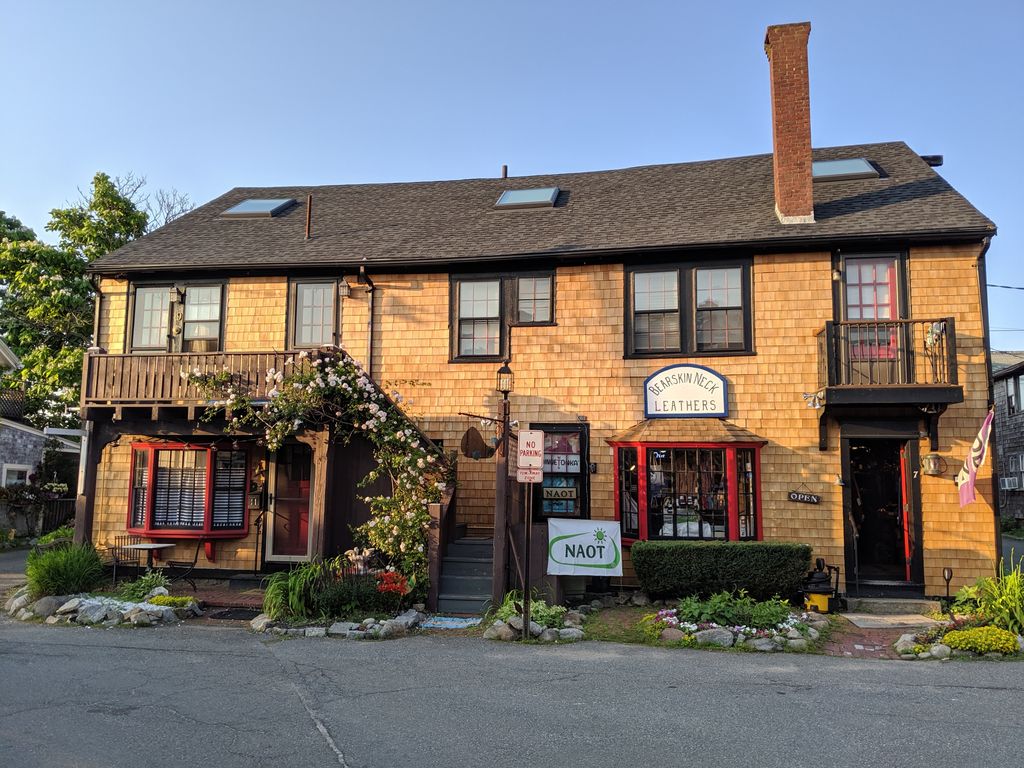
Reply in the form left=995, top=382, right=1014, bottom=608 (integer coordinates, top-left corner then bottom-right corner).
left=266, top=443, right=314, bottom=562
left=841, top=256, right=903, bottom=384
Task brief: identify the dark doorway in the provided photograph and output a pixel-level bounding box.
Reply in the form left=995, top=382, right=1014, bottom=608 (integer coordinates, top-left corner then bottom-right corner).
left=844, top=438, right=920, bottom=594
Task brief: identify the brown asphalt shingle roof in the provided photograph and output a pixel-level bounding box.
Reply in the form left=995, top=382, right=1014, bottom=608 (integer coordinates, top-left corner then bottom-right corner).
left=89, top=141, right=995, bottom=275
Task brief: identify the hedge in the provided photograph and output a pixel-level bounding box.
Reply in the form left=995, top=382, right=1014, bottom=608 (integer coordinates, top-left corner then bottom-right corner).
left=631, top=541, right=812, bottom=600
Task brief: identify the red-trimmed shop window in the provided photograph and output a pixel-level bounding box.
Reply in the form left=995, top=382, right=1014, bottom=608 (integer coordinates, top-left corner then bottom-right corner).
left=128, top=444, right=248, bottom=537
left=613, top=443, right=761, bottom=543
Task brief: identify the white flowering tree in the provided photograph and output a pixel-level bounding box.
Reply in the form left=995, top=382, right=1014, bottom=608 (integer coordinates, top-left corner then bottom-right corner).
left=189, top=349, right=452, bottom=590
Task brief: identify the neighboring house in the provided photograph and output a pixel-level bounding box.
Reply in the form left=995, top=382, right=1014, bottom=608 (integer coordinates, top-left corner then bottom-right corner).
left=77, top=22, right=998, bottom=601
left=1, top=337, right=80, bottom=532
left=993, top=355, right=1024, bottom=519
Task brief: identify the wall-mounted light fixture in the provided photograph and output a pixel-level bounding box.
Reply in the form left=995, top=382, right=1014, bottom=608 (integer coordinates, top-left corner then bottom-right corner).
left=831, top=268, right=843, bottom=282
left=921, top=452, right=947, bottom=477
left=339, top=279, right=351, bottom=298
left=834, top=474, right=845, bottom=487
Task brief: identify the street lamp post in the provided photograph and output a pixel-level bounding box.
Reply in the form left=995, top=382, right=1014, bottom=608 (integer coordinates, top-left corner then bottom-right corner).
left=495, top=362, right=526, bottom=637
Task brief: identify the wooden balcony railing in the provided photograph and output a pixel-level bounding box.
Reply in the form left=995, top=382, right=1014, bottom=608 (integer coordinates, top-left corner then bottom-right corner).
left=81, top=350, right=319, bottom=408
left=816, top=317, right=958, bottom=389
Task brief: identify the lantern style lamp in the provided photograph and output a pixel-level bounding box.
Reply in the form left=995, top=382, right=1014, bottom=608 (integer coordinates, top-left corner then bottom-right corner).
left=922, top=453, right=947, bottom=477
left=496, top=362, right=514, bottom=400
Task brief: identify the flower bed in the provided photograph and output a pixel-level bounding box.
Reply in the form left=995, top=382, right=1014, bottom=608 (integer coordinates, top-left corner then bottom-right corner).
left=248, top=606, right=428, bottom=640
left=641, top=605, right=826, bottom=652
left=3, top=584, right=201, bottom=627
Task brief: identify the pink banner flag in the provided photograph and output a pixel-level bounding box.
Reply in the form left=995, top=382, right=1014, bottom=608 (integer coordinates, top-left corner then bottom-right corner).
left=957, top=408, right=994, bottom=507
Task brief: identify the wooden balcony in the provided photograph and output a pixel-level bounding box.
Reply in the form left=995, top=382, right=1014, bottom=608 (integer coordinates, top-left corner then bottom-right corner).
left=815, top=317, right=963, bottom=407
left=81, top=350, right=309, bottom=420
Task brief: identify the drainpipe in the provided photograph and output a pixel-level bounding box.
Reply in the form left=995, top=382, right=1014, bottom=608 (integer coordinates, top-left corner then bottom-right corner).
left=359, top=264, right=375, bottom=380
left=977, top=237, right=1003, bottom=572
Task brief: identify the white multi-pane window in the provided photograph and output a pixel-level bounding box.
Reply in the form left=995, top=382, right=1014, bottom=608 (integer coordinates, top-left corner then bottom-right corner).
left=293, top=282, right=336, bottom=348
left=457, top=279, right=501, bottom=357
left=132, top=286, right=170, bottom=350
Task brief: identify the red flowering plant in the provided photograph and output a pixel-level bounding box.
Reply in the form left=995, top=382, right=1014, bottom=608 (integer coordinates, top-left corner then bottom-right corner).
left=376, top=570, right=411, bottom=612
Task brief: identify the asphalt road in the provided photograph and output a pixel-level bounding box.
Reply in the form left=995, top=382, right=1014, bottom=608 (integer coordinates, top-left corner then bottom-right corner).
left=1, top=618, right=1022, bottom=768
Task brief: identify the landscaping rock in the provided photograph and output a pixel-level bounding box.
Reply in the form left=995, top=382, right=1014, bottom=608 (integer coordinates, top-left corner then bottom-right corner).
left=917, top=652, right=932, bottom=660
left=695, top=628, right=735, bottom=648
left=590, top=599, right=603, bottom=610
left=4, top=586, right=28, bottom=614
left=629, top=592, right=650, bottom=607
left=660, top=627, right=685, bottom=642
left=285, top=628, right=305, bottom=637
left=805, top=612, right=826, bottom=623
left=507, top=615, right=544, bottom=637
left=130, top=612, right=152, bottom=627
left=29, top=596, right=63, bottom=619
left=747, top=637, right=778, bottom=653
left=806, top=627, right=820, bottom=641
left=1017, top=635, right=1024, bottom=654
left=305, top=627, right=327, bottom=638
left=538, top=628, right=559, bottom=643
left=984, top=652, right=1003, bottom=659
left=345, top=630, right=368, bottom=640
left=483, top=620, right=517, bottom=641
left=894, top=633, right=918, bottom=654
left=362, top=618, right=377, bottom=627
left=576, top=605, right=592, bottom=615
left=7, top=593, right=30, bottom=615
left=930, top=644, right=951, bottom=660
left=271, top=626, right=289, bottom=636
left=601, top=595, right=616, bottom=608
left=378, top=620, right=406, bottom=639
left=952, top=649, right=974, bottom=658
left=44, top=615, right=62, bottom=625
left=145, top=586, right=169, bottom=600
left=16, top=608, right=33, bottom=621
left=787, top=638, right=808, bottom=651
left=328, top=621, right=357, bottom=636
left=614, top=593, right=629, bottom=605
left=391, top=609, right=425, bottom=630
left=157, top=607, right=178, bottom=623
left=809, top=620, right=829, bottom=632
left=558, top=628, right=585, bottom=642
left=786, top=628, right=802, bottom=640
left=563, top=611, right=584, bottom=627
left=735, top=633, right=747, bottom=645
left=412, top=603, right=425, bottom=612
left=76, top=602, right=110, bottom=625
left=900, top=654, right=918, bottom=660
left=56, top=597, right=84, bottom=615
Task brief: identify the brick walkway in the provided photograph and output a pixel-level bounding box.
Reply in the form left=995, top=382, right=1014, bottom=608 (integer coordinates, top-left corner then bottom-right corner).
left=191, top=583, right=264, bottom=609
left=822, top=616, right=905, bottom=659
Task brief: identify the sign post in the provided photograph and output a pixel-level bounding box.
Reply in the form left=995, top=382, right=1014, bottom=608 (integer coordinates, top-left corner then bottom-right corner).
left=516, top=430, right=544, bottom=640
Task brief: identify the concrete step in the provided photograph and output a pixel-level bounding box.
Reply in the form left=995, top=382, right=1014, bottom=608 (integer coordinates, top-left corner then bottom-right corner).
left=441, top=556, right=493, bottom=577
left=440, top=574, right=491, bottom=596
left=437, top=593, right=491, bottom=615
left=844, top=597, right=941, bottom=615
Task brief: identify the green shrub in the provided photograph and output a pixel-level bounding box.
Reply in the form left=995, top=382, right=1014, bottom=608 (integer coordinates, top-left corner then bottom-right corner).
left=25, top=543, right=103, bottom=598
left=953, top=558, right=1024, bottom=635
left=631, top=541, right=812, bottom=600
left=314, top=573, right=393, bottom=619
left=943, top=626, right=1019, bottom=655
left=118, top=570, right=171, bottom=602
left=675, top=591, right=792, bottom=629
left=37, top=525, right=74, bottom=546
left=147, top=595, right=196, bottom=608
left=494, top=590, right=567, bottom=629
left=263, top=558, right=403, bottom=621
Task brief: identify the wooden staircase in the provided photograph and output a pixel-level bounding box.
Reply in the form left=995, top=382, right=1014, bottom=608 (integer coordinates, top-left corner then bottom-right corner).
left=437, top=537, right=493, bottom=615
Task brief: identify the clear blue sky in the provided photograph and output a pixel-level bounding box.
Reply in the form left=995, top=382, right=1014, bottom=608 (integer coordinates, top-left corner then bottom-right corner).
left=2, top=1, right=1021, bottom=350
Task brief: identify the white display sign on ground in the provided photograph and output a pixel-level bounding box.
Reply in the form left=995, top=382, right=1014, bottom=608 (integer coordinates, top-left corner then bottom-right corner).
left=546, top=518, right=623, bottom=576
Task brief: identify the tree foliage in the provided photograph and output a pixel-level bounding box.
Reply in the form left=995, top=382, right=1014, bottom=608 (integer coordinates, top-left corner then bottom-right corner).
left=0, top=172, right=192, bottom=427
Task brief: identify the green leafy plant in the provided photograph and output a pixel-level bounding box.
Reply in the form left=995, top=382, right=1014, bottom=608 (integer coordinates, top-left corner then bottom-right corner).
left=494, top=590, right=567, bottom=629
left=952, top=557, right=1024, bottom=635
left=631, top=541, right=812, bottom=600
left=675, top=591, right=793, bottom=629
left=36, top=525, right=74, bottom=546
left=25, top=543, right=103, bottom=598
left=942, top=626, right=1019, bottom=655
left=118, top=570, right=171, bottom=602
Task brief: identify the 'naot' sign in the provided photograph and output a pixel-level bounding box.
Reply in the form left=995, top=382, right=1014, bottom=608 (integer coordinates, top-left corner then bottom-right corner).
left=547, top=519, right=623, bottom=576
left=644, top=364, right=728, bottom=418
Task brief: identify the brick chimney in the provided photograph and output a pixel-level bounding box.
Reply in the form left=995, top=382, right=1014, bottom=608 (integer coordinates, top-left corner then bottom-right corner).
left=765, top=22, right=814, bottom=224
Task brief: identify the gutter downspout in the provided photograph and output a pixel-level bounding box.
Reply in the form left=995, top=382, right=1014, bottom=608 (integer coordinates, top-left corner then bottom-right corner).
left=359, top=264, right=375, bottom=380
left=977, top=237, right=1002, bottom=573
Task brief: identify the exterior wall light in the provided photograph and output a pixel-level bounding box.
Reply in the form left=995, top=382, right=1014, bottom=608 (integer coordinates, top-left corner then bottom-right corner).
left=339, top=280, right=351, bottom=298
left=921, top=452, right=947, bottom=476
left=496, top=362, right=514, bottom=397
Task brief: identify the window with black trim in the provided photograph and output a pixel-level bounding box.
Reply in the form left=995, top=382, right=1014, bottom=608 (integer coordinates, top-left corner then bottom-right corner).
left=531, top=423, right=589, bottom=519
left=1008, top=375, right=1020, bottom=416
left=451, top=272, right=556, bottom=360
left=291, top=280, right=338, bottom=348
left=625, top=261, right=752, bottom=357
left=129, top=445, right=248, bottom=535
left=132, top=285, right=171, bottom=350
left=182, top=285, right=223, bottom=352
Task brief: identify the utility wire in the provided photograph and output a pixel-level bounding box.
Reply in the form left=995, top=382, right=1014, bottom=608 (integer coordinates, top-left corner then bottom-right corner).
left=988, top=284, right=1024, bottom=290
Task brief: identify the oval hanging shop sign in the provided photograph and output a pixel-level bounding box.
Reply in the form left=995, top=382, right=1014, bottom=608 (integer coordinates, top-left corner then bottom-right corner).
left=644, top=364, right=728, bottom=419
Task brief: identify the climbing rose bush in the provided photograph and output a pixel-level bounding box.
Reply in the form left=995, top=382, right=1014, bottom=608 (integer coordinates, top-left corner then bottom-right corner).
left=188, top=349, right=452, bottom=586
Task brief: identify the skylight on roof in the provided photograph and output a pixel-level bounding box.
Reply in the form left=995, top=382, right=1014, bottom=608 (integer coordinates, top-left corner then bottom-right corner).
left=221, top=198, right=297, bottom=217
left=812, top=159, right=879, bottom=182
left=494, top=187, right=560, bottom=209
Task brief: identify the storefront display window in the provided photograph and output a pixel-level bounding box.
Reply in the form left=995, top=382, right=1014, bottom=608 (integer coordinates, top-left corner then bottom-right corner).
left=533, top=424, right=588, bottom=519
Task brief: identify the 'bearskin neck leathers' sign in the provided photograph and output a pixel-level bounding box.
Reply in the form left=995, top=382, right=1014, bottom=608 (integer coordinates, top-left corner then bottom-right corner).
left=643, top=364, right=728, bottom=418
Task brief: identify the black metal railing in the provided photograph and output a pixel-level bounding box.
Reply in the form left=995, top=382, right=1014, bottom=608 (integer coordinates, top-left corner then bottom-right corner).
left=817, top=317, right=957, bottom=388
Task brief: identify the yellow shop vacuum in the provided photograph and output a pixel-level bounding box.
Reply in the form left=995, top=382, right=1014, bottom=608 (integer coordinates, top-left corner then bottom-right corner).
left=803, top=558, right=843, bottom=614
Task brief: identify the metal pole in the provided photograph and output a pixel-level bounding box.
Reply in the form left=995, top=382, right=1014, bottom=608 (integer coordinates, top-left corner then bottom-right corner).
left=523, top=478, right=531, bottom=641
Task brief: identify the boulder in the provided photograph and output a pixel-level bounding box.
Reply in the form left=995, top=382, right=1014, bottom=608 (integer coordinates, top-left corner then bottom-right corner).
left=130, top=612, right=152, bottom=627
left=345, top=630, right=368, bottom=640
left=76, top=602, right=110, bottom=625
left=7, top=593, right=31, bottom=615
left=327, top=621, right=357, bottom=636
left=16, top=608, right=34, bottom=621
left=787, top=638, right=808, bottom=651
left=144, top=586, right=169, bottom=600
left=305, top=627, right=327, bottom=638
left=786, top=628, right=803, bottom=640
left=538, top=628, right=559, bottom=643
left=44, top=615, right=62, bottom=625
left=56, top=597, right=84, bottom=615
left=391, top=609, right=425, bottom=630
left=747, top=637, right=778, bottom=653
left=809, top=620, right=829, bottom=632
left=660, top=627, right=686, bottom=642
left=30, top=596, right=63, bottom=619
left=563, top=611, right=584, bottom=627
left=806, top=627, right=820, bottom=641
left=506, top=615, right=543, bottom=637
left=558, top=628, right=585, bottom=642
left=894, top=633, right=918, bottom=654
left=483, top=620, right=516, bottom=641
left=4, top=586, right=29, bottom=613
left=629, top=592, right=650, bottom=607
left=930, top=644, right=951, bottom=660
left=695, top=628, right=735, bottom=648
left=378, top=620, right=406, bottom=639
